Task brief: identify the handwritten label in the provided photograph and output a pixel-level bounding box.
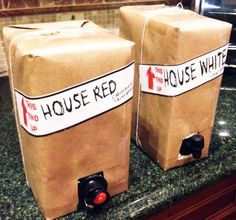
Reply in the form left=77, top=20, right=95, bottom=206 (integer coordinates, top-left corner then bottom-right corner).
left=15, top=62, right=134, bottom=136
left=139, top=44, right=228, bottom=96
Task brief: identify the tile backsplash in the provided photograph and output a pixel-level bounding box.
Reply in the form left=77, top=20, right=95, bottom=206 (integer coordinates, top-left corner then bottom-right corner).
left=0, top=0, right=172, bottom=9
left=0, top=8, right=120, bottom=32
left=0, top=8, right=120, bottom=76
left=0, top=40, right=7, bottom=75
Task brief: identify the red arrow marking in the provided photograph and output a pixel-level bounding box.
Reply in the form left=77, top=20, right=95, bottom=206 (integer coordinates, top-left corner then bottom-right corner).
left=146, top=67, right=155, bottom=90
left=21, top=98, right=28, bottom=127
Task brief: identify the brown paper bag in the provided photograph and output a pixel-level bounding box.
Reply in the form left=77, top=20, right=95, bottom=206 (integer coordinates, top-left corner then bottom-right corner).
left=120, top=5, right=232, bottom=170
left=4, top=21, right=135, bottom=219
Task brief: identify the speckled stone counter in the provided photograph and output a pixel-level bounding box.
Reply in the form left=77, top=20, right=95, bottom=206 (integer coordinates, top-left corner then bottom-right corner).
left=1, top=70, right=236, bottom=220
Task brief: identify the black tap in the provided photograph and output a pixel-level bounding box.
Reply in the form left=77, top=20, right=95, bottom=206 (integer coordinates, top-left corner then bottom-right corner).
left=78, top=172, right=110, bottom=210
left=180, top=134, right=205, bottom=159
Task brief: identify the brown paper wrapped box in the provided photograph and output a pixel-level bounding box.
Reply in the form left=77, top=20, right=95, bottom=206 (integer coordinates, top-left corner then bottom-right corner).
left=120, top=5, right=232, bottom=170
left=3, top=21, right=135, bottom=219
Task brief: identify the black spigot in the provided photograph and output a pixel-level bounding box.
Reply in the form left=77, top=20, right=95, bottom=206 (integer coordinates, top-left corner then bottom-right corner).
left=78, top=172, right=110, bottom=210
left=180, top=134, right=204, bottom=159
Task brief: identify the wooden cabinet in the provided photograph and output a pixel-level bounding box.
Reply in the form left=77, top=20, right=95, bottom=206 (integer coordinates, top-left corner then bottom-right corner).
left=147, top=174, right=236, bottom=220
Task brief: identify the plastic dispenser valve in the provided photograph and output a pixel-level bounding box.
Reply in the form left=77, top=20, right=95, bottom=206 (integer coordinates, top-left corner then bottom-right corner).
left=78, top=172, right=110, bottom=210
left=180, top=134, right=205, bottom=159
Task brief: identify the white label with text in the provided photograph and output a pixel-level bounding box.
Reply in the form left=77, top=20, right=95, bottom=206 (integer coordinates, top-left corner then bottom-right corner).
left=15, top=62, right=134, bottom=136
left=139, top=44, right=228, bottom=96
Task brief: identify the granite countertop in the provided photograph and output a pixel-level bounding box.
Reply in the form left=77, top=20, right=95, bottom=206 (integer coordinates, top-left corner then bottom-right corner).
left=0, top=69, right=236, bottom=219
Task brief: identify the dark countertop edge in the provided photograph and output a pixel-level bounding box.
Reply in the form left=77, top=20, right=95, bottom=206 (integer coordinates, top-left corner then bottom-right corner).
left=0, top=0, right=167, bottom=17
left=143, top=173, right=236, bottom=219
left=142, top=173, right=236, bottom=219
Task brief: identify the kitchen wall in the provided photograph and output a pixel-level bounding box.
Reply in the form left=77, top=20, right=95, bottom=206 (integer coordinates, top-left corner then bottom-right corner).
left=0, top=0, right=179, bottom=76
left=0, top=9, right=120, bottom=37
left=0, top=0, right=174, bottom=33
left=0, top=8, right=120, bottom=76
left=0, top=0, right=176, bottom=12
